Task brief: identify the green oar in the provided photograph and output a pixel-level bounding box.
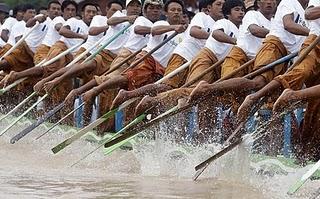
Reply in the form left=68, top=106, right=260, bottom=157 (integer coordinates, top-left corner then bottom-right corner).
left=0, top=91, right=37, bottom=122
left=51, top=108, right=118, bottom=154
left=36, top=102, right=85, bottom=140
left=70, top=113, right=146, bottom=167
left=288, top=159, right=320, bottom=195
left=0, top=94, right=48, bottom=136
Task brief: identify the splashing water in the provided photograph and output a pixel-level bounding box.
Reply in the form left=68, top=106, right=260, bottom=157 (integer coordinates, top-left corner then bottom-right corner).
left=0, top=114, right=318, bottom=198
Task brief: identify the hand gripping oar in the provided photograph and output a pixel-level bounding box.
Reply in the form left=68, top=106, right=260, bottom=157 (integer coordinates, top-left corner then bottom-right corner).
left=10, top=102, right=65, bottom=143
left=7, top=26, right=132, bottom=141
left=0, top=92, right=37, bottom=122
left=35, top=102, right=85, bottom=140
left=51, top=31, right=184, bottom=154
left=0, top=23, right=40, bottom=60
left=0, top=94, right=48, bottom=136
left=0, top=42, right=83, bottom=94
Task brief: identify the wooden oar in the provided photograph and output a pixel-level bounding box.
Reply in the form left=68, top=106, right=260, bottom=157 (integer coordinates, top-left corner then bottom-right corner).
left=0, top=92, right=37, bottom=122
left=6, top=26, right=132, bottom=142
left=51, top=32, right=185, bottom=154
left=35, top=102, right=85, bottom=140
left=0, top=23, right=40, bottom=60
left=0, top=94, right=48, bottom=136
left=10, top=102, right=65, bottom=143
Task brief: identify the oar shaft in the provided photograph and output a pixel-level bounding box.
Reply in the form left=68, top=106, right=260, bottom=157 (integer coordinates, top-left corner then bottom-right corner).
left=0, top=94, right=48, bottom=136
left=0, top=91, right=37, bottom=122
left=122, top=32, right=179, bottom=73
left=182, top=58, right=225, bottom=88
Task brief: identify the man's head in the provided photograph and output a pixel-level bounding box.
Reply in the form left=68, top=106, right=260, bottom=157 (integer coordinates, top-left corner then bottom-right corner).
left=180, top=9, right=193, bottom=25
left=143, top=0, right=163, bottom=22
left=47, top=0, right=62, bottom=19
left=0, top=3, right=9, bottom=23
left=257, top=0, right=277, bottom=18
left=38, top=7, right=48, bottom=15
left=222, top=0, right=245, bottom=25
left=207, top=0, right=225, bottom=21
left=12, top=5, right=25, bottom=21
left=164, top=0, right=184, bottom=25
left=22, top=4, right=36, bottom=22
left=106, top=0, right=124, bottom=18
left=81, top=3, right=98, bottom=25
left=61, top=0, right=77, bottom=20
left=126, top=0, right=142, bottom=16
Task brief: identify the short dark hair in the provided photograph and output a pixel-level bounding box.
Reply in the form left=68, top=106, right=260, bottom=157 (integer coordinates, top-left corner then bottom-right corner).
left=199, top=0, right=216, bottom=11
left=81, top=3, right=98, bottom=12
left=22, top=4, right=35, bottom=12
left=107, top=0, right=125, bottom=9
left=62, top=0, right=78, bottom=13
left=184, top=9, right=195, bottom=21
left=222, top=0, right=245, bottom=17
left=12, top=5, right=24, bottom=17
left=48, top=0, right=61, bottom=9
left=164, top=0, right=184, bottom=12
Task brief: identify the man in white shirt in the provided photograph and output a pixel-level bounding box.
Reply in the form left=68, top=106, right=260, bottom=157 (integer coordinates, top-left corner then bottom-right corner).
left=0, top=5, right=24, bottom=50
left=188, top=0, right=310, bottom=113
left=0, top=4, right=36, bottom=57
left=40, top=0, right=141, bottom=99
left=236, top=0, right=320, bottom=162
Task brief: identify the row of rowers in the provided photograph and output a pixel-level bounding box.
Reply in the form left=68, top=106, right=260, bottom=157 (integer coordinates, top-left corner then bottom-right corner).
left=0, top=0, right=317, bottom=137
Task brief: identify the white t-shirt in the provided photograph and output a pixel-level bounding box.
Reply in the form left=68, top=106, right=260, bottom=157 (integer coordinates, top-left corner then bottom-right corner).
left=173, top=12, right=216, bottom=61
left=81, top=15, right=107, bottom=51
left=25, top=15, right=52, bottom=52
left=308, top=0, right=320, bottom=36
left=144, top=21, right=185, bottom=67
left=7, top=20, right=26, bottom=46
left=268, top=0, right=308, bottom=53
left=237, top=11, right=272, bottom=58
left=42, top=16, right=65, bottom=47
left=60, top=17, right=89, bottom=52
left=205, top=19, right=239, bottom=60
left=104, top=10, right=131, bottom=54
left=123, top=16, right=153, bottom=52
left=0, top=17, right=18, bottom=47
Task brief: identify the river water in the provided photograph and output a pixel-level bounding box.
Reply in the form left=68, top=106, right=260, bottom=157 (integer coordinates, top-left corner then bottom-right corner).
left=0, top=116, right=319, bottom=199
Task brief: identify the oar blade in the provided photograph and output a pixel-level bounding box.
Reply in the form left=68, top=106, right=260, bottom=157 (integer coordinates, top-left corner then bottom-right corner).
left=287, top=180, right=306, bottom=195
left=193, top=163, right=209, bottom=181
left=10, top=102, right=65, bottom=144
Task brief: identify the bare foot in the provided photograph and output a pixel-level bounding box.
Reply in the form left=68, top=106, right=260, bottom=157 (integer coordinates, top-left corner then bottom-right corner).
left=44, top=79, right=58, bottom=93
left=273, top=88, right=297, bottom=113
left=188, top=81, right=211, bottom=103
left=0, top=71, right=17, bottom=87
left=64, top=89, right=80, bottom=106
left=33, top=80, right=46, bottom=95
left=135, top=95, right=159, bottom=116
left=111, top=89, right=130, bottom=109
left=82, top=89, right=97, bottom=104
left=237, top=94, right=258, bottom=123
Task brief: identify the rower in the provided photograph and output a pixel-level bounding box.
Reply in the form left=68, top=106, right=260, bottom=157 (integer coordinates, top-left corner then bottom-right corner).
left=111, top=0, right=225, bottom=109
left=238, top=0, right=320, bottom=163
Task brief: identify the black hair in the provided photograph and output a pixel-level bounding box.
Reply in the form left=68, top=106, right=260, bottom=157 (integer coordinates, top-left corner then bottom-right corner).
left=222, top=0, right=245, bottom=17
left=81, top=2, right=98, bottom=12
left=62, top=0, right=78, bottom=12
left=199, top=0, right=216, bottom=11
left=183, top=9, right=195, bottom=21
left=22, top=4, right=35, bottom=12
left=164, top=0, right=184, bottom=12
left=12, top=5, right=24, bottom=17
left=48, top=0, right=61, bottom=9
left=107, top=0, right=125, bottom=9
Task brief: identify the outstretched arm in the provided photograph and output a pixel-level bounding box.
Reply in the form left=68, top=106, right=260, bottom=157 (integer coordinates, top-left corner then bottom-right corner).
left=189, top=26, right=210, bottom=39
left=212, top=29, right=236, bottom=44
left=283, top=13, right=309, bottom=36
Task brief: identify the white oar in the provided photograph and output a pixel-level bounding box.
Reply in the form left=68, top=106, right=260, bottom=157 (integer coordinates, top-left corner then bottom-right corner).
left=0, top=94, right=48, bottom=136
left=0, top=22, right=40, bottom=60
left=0, top=92, right=37, bottom=122
left=288, top=159, right=320, bottom=195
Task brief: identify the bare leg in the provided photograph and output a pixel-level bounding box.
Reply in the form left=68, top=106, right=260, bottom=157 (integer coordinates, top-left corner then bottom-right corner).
left=111, top=83, right=171, bottom=109
left=43, top=60, right=96, bottom=93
